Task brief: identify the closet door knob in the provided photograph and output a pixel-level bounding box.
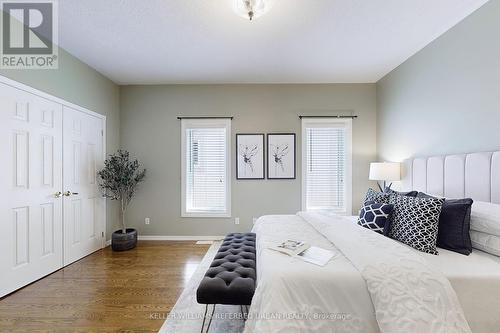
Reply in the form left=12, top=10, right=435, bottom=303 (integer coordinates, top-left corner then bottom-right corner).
left=64, top=191, right=79, bottom=196
left=54, top=191, right=62, bottom=198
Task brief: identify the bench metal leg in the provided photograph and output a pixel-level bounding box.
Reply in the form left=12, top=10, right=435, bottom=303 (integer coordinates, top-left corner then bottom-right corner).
left=206, top=304, right=216, bottom=332
left=201, top=304, right=216, bottom=333
left=240, top=304, right=250, bottom=321
left=200, top=304, right=209, bottom=333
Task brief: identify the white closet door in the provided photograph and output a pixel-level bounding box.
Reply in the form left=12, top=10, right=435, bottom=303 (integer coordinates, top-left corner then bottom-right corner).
left=63, top=106, right=104, bottom=265
left=0, top=83, right=64, bottom=297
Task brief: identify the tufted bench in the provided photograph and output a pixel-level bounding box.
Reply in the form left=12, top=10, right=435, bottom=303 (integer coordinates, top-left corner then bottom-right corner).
left=196, top=233, right=256, bottom=332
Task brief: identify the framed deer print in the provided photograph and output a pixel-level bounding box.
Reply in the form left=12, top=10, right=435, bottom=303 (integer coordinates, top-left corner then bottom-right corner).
left=236, top=134, right=265, bottom=179
left=267, top=133, right=296, bottom=179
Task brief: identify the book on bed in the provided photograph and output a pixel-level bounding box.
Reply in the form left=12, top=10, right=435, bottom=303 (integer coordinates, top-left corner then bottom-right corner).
left=270, top=240, right=310, bottom=256
left=269, top=240, right=336, bottom=266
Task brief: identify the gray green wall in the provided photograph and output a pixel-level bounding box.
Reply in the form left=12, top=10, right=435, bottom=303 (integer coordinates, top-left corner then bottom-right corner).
left=120, top=84, right=377, bottom=236
left=1, top=48, right=121, bottom=239
left=9, top=0, right=494, bottom=237
left=377, top=0, right=500, bottom=163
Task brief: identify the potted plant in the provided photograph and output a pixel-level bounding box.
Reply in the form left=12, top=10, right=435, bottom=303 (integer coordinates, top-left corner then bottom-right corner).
left=98, top=150, right=146, bottom=251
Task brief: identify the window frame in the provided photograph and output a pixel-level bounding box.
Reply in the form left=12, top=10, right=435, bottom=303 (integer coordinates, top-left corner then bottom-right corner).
left=181, top=118, right=231, bottom=218
left=301, top=117, right=353, bottom=215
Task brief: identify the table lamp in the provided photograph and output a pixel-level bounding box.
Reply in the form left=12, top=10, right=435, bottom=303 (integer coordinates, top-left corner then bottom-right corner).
left=369, top=162, right=401, bottom=192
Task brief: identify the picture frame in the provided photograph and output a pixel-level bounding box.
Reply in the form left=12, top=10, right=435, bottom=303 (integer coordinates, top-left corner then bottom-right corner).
left=236, top=134, right=265, bottom=180
left=267, top=133, right=296, bottom=179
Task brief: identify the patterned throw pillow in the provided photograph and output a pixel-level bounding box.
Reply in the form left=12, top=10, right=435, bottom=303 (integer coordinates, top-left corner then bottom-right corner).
left=364, top=188, right=391, bottom=204
left=389, top=195, right=445, bottom=255
left=357, top=201, right=394, bottom=235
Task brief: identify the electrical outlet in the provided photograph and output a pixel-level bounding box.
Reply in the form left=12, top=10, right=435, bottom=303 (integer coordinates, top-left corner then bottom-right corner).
left=235, top=217, right=240, bottom=225
left=145, top=217, right=150, bottom=225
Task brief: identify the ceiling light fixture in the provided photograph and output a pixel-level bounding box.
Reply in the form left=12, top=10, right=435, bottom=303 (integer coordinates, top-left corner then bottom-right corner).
left=233, top=0, right=274, bottom=21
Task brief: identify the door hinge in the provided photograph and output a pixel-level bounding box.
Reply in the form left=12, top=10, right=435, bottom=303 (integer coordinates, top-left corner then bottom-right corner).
left=101, top=231, right=104, bottom=238
left=101, top=130, right=104, bottom=136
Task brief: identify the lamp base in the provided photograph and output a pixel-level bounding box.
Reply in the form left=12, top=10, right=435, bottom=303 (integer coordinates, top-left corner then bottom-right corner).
left=377, top=181, right=392, bottom=192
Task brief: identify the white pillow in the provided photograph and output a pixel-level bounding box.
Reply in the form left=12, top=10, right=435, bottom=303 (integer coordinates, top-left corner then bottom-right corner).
left=470, top=201, right=500, bottom=237
left=470, top=230, right=500, bottom=257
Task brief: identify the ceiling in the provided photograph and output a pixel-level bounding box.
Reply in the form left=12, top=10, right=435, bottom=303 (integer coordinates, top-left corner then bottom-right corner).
left=58, top=0, right=489, bottom=85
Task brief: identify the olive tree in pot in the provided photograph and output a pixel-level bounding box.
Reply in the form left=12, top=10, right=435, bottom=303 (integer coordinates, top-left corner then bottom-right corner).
left=98, top=150, right=146, bottom=251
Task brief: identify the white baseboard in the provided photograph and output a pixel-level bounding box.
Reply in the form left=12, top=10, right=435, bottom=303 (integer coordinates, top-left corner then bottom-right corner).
left=137, top=235, right=225, bottom=241
left=196, top=240, right=214, bottom=245
left=105, top=239, right=112, bottom=246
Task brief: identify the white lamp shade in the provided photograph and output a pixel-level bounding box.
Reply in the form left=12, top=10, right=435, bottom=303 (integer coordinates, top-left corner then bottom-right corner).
left=369, top=162, right=401, bottom=181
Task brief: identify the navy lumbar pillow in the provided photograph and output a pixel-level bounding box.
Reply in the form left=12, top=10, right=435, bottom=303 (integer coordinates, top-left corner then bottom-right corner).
left=358, top=200, right=394, bottom=235
left=417, top=192, right=473, bottom=255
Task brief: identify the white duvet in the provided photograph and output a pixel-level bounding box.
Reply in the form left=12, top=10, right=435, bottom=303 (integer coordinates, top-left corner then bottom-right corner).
left=243, top=212, right=471, bottom=333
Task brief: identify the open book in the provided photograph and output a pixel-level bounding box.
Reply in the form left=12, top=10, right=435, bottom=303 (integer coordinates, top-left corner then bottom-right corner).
left=270, top=240, right=310, bottom=256
left=269, top=240, right=336, bottom=266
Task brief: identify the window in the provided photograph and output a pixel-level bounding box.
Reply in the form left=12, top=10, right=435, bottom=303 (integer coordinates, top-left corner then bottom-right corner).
left=181, top=119, right=231, bottom=217
left=302, top=118, right=352, bottom=214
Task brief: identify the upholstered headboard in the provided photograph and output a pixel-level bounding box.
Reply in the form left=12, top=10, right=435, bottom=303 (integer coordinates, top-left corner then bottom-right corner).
left=401, top=151, right=500, bottom=204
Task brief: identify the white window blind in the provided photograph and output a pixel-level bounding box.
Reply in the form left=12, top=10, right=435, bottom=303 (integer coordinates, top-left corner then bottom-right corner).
left=181, top=119, right=231, bottom=217
left=302, top=119, right=352, bottom=214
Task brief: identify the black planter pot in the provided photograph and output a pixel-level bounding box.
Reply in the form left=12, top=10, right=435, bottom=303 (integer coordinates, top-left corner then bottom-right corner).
left=111, top=228, right=138, bottom=251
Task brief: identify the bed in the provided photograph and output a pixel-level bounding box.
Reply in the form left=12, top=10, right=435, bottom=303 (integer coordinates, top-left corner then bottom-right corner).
left=244, top=151, right=500, bottom=333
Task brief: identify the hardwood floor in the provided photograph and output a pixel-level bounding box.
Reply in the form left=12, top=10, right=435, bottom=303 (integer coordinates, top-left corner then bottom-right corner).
left=0, top=241, right=211, bottom=333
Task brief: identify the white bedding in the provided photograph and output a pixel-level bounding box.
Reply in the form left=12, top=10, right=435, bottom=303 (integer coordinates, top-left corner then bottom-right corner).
left=243, top=213, right=500, bottom=333
left=245, top=214, right=379, bottom=333
left=423, top=246, right=500, bottom=333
